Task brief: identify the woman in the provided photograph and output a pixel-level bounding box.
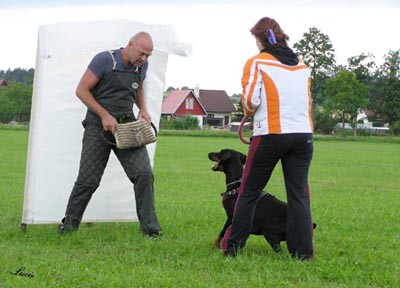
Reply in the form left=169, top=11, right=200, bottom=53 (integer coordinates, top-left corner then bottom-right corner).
left=223, top=17, right=314, bottom=260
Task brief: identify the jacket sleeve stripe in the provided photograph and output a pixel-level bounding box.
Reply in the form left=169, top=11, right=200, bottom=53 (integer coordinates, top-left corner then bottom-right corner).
left=242, top=59, right=258, bottom=115
left=261, top=70, right=281, bottom=133
left=308, top=77, right=314, bottom=132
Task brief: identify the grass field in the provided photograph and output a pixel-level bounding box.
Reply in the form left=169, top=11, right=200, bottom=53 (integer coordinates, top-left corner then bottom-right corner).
left=0, top=129, right=399, bottom=287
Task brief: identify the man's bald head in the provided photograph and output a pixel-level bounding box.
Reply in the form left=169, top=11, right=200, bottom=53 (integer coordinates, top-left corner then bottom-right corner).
left=129, top=32, right=153, bottom=50
left=124, top=31, right=153, bottom=67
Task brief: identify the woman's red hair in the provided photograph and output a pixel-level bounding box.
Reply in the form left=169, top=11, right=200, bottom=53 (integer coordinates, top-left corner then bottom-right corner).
left=250, top=17, right=289, bottom=47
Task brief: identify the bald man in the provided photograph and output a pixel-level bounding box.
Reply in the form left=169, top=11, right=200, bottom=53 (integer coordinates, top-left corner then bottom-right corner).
left=58, top=32, right=162, bottom=238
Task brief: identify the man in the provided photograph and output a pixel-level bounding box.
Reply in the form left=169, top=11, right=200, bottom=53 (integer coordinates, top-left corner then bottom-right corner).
left=58, top=32, right=162, bottom=238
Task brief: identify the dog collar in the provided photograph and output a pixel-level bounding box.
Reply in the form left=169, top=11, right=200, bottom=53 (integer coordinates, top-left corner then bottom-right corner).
left=221, top=178, right=242, bottom=198
left=220, top=188, right=239, bottom=198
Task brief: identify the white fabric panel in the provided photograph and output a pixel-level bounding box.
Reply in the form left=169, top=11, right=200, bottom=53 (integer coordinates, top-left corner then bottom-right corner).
left=22, top=20, right=191, bottom=224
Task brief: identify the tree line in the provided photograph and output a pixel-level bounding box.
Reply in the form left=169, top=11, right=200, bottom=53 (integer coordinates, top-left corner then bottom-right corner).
left=0, top=68, right=33, bottom=123
left=293, top=27, right=400, bottom=135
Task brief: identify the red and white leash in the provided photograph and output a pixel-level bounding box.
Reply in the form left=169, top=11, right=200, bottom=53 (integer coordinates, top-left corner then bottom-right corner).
left=238, top=115, right=251, bottom=145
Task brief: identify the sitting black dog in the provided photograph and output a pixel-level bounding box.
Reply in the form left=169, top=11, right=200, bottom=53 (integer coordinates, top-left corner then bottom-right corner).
left=208, top=149, right=315, bottom=253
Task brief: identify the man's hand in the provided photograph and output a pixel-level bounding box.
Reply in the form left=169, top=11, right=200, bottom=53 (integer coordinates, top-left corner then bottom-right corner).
left=101, top=113, right=118, bottom=134
left=138, top=109, right=151, bottom=124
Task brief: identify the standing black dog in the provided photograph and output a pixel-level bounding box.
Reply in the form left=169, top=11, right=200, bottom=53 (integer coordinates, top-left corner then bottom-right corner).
left=208, top=149, right=315, bottom=253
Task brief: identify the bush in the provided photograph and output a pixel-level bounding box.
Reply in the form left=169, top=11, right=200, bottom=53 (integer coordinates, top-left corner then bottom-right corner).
left=314, top=110, right=337, bottom=134
left=159, top=114, right=199, bottom=130
left=372, top=121, right=384, bottom=127
left=391, top=121, right=400, bottom=136
left=332, top=128, right=354, bottom=137
left=0, top=82, right=32, bottom=123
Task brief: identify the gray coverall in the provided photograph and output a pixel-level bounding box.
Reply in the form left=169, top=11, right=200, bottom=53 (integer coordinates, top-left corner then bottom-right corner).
left=61, top=51, right=161, bottom=235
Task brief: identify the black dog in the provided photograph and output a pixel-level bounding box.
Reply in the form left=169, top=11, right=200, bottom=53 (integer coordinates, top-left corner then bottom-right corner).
left=209, top=149, right=315, bottom=253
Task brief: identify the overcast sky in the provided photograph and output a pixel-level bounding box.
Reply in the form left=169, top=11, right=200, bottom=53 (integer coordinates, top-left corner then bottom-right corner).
left=0, top=0, right=399, bottom=94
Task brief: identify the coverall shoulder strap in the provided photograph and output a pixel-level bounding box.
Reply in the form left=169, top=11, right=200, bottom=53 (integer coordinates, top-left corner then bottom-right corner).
left=107, top=50, right=117, bottom=71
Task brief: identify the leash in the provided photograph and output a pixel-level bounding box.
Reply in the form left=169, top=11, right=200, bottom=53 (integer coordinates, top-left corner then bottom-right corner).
left=238, top=115, right=251, bottom=145
left=101, top=130, right=117, bottom=146
left=221, top=178, right=242, bottom=198
left=226, top=179, right=242, bottom=188
left=220, top=189, right=239, bottom=198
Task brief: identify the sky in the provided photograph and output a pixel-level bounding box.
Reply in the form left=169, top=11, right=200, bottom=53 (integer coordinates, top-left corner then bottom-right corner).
left=0, top=0, right=399, bottom=95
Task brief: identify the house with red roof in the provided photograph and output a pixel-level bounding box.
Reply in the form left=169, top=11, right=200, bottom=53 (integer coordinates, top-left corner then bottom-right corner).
left=162, top=87, right=236, bottom=129
left=161, top=89, right=207, bottom=128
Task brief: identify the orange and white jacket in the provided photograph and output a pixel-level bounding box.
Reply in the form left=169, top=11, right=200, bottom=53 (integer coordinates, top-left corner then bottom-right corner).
left=242, top=52, right=313, bottom=136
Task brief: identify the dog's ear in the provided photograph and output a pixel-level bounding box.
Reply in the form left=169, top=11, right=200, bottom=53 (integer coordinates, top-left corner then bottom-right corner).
left=239, top=152, right=247, bottom=165
left=219, top=149, right=232, bottom=163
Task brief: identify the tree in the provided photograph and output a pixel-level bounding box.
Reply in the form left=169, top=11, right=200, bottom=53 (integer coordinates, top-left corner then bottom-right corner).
left=380, top=49, right=400, bottom=78
left=0, top=82, right=32, bottom=123
left=345, top=53, right=377, bottom=125
left=230, top=93, right=243, bottom=122
left=0, top=68, right=34, bottom=83
left=294, top=27, right=336, bottom=106
left=231, top=99, right=244, bottom=122
left=230, top=93, right=241, bottom=104
left=368, top=49, right=400, bottom=134
left=166, top=86, right=176, bottom=92
left=347, top=53, right=376, bottom=84
left=324, top=70, right=368, bottom=136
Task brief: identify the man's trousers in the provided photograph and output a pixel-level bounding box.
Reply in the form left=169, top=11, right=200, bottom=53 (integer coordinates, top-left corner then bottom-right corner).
left=63, top=123, right=161, bottom=234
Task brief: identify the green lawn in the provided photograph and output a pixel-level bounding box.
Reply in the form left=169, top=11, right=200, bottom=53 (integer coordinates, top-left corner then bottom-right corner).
left=0, top=130, right=399, bottom=287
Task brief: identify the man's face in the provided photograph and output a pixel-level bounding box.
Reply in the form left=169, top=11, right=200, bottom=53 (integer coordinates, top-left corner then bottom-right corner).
left=128, top=41, right=152, bottom=67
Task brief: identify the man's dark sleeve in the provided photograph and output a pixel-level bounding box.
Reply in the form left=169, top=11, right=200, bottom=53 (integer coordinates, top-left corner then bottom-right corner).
left=88, top=51, right=113, bottom=79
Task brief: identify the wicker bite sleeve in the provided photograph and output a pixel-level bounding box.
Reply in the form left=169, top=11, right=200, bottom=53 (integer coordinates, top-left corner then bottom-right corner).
left=114, top=118, right=157, bottom=149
